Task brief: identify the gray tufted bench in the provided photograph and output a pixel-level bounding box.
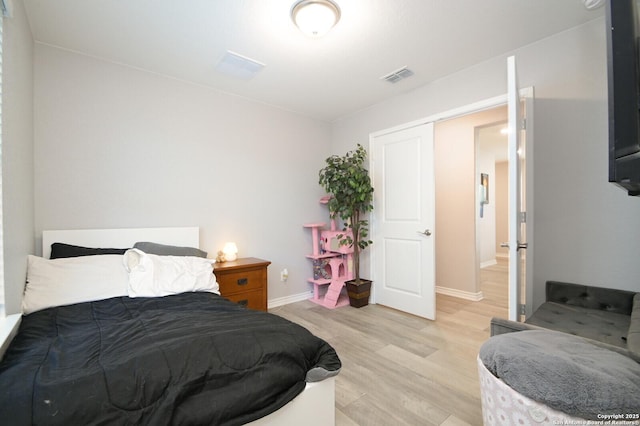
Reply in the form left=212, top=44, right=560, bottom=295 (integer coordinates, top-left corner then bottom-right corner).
left=526, top=281, right=634, bottom=347
left=491, top=281, right=640, bottom=361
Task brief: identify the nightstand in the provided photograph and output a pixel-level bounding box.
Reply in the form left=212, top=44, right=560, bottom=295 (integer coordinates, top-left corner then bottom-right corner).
left=214, top=257, right=270, bottom=311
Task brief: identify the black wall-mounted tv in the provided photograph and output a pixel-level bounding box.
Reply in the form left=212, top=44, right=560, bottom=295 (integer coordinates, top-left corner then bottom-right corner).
left=606, top=0, right=640, bottom=196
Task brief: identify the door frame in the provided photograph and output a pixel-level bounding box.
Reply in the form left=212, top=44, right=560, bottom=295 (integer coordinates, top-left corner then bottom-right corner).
left=369, top=88, right=534, bottom=317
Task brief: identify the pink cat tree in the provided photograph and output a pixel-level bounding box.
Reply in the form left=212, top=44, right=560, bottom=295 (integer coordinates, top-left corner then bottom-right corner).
left=304, top=197, right=353, bottom=308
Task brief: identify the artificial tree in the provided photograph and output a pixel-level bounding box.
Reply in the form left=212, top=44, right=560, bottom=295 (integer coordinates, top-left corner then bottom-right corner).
left=318, top=144, right=374, bottom=288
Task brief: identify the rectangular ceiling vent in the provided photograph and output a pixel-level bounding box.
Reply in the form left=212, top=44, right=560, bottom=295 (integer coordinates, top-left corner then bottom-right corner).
left=215, top=51, right=265, bottom=80
left=380, top=66, right=414, bottom=84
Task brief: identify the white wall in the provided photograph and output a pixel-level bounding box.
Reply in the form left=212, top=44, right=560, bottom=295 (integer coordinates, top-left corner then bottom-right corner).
left=33, top=44, right=331, bottom=304
left=333, top=18, right=640, bottom=310
left=527, top=20, right=640, bottom=307
left=2, top=0, right=34, bottom=315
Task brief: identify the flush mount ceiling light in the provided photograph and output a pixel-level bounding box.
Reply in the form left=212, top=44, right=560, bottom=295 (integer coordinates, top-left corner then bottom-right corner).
left=291, top=0, right=341, bottom=37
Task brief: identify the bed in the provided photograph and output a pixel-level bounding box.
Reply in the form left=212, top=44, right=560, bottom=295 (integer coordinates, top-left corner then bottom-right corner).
left=0, top=227, right=340, bottom=425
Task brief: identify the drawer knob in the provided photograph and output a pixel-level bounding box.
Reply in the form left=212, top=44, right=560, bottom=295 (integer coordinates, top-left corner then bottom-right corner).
left=237, top=278, right=248, bottom=286
left=238, top=299, right=248, bottom=306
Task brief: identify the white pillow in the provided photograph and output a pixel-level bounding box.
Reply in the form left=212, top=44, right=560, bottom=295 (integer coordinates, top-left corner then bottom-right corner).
left=23, top=255, right=129, bottom=315
left=123, top=249, right=219, bottom=298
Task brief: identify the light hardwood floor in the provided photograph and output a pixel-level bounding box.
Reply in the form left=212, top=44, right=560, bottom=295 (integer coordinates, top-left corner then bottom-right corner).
left=271, top=259, right=508, bottom=426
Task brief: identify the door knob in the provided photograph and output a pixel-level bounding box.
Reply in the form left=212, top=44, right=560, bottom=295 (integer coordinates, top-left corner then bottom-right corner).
left=418, top=229, right=432, bottom=236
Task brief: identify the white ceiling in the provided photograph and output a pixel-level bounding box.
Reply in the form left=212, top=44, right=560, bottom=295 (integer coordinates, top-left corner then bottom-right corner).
left=22, top=0, right=604, bottom=122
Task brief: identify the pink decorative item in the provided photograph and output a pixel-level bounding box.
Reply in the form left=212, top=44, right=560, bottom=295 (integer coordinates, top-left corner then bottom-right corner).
left=303, top=197, right=354, bottom=309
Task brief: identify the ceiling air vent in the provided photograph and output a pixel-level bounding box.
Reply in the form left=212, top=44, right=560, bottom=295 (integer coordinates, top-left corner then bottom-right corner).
left=215, top=51, right=265, bottom=80
left=381, top=66, right=414, bottom=84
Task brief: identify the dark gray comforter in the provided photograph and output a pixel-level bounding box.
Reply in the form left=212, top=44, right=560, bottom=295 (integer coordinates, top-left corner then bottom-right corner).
left=0, top=292, right=341, bottom=425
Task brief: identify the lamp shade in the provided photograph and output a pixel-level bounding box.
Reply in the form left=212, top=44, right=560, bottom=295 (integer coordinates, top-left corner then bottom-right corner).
left=223, top=242, right=238, bottom=261
left=291, top=0, right=341, bottom=37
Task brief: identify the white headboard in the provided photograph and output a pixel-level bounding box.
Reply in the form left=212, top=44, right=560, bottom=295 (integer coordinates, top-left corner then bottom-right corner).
left=42, top=227, right=200, bottom=259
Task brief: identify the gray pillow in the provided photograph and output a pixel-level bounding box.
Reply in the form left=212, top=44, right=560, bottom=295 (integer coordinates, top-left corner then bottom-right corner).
left=133, top=241, right=207, bottom=258
left=627, top=293, right=640, bottom=362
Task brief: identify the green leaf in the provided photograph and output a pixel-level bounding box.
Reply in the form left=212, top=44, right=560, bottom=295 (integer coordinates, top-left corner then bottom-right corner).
left=318, top=144, right=375, bottom=281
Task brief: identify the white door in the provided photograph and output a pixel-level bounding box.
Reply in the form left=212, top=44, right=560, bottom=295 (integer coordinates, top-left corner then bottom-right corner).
left=507, top=56, right=527, bottom=321
left=371, top=123, right=436, bottom=320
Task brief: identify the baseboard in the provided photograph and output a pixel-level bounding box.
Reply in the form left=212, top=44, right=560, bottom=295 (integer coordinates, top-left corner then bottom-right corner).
left=271, top=286, right=486, bottom=306
left=495, top=253, right=508, bottom=259
left=480, top=259, right=497, bottom=269
left=435, top=286, right=484, bottom=301
left=268, top=291, right=313, bottom=309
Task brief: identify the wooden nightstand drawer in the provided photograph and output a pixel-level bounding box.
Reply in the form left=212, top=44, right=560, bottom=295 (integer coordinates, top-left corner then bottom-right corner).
left=216, top=268, right=265, bottom=293
left=213, top=257, right=270, bottom=312
left=223, top=289, right=265, bottom=311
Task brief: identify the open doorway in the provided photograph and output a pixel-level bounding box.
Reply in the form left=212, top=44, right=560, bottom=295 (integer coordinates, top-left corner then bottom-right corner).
left=476, top=120, right=509, bottom=313
left=433, top=106, right=509, bottom=308
left=370, top=84, right=532, bottom=321
left=476, top=120, right=508, bottom=267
